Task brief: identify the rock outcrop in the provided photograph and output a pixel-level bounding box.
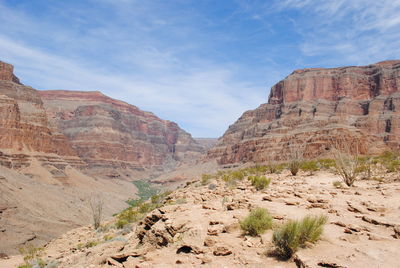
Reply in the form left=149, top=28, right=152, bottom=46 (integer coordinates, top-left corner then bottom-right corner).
left=39, top=90, right=204, bottom=178
left=208, top=60, right=400, bottom=164
left=0, top=62, right=80, bottom=169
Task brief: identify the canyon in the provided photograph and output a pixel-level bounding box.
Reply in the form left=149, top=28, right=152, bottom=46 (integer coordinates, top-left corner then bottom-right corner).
left=1, top=59, right=400, bottom=267
left=208, top=60, right=400, bottom=164
left=0, top=61, right=206, bottom=254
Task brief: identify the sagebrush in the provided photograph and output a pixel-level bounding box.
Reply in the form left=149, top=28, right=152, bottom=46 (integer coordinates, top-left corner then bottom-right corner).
left=240, top=207, right=273, bottom=236
left=272, top=215, right=327, bottom=259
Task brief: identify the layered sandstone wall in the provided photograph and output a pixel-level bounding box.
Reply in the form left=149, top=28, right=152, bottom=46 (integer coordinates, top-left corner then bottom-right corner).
left=208, top=60, right=400, bottom=164
left=39, top=90, right=204, bottom=174
left=0, top=61, right=77, bottom=157
left=0, top=60, right=204, bottom=177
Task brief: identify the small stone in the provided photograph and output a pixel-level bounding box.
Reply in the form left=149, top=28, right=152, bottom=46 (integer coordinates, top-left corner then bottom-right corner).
left=262, top=196, right=272, bottom=201
left=204, top=237, right=216, bottom=247
left=213, top=246, right=232, bottom=256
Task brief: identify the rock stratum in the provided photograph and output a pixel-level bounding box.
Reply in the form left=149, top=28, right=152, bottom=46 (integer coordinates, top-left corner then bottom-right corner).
left=208, top=60, right=400, bottom=164
left=39, top=90, right=203, bottom=179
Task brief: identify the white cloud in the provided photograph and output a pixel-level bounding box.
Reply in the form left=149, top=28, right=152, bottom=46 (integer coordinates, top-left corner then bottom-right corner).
left=276, top=0, right=400, bottom=65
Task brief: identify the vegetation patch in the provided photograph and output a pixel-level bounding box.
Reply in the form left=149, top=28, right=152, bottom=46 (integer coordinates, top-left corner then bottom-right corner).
left=129, top=180, right=160, bottom=204
left=18, top=245, right=46, bottom=268
left=272, top=215, right=327, bottom=259
left=248, top=175, right=271, bottom=190
left=240, top=207, right=273, bottom=236
left=300, top=160, right=319, bottom=175
left=116, top=190, right=172, bottom=229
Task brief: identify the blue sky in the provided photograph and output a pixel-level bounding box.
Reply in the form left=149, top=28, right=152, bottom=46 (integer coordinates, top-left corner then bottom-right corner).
left=0, top=0, right=399, bottom=137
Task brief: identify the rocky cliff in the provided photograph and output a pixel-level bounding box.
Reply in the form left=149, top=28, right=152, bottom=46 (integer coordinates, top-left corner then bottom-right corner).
left=39, top=90, right=203, bottom=178
left=208, top=60, right=400, bottom=164
left=0, top=62, right=81, bottom=170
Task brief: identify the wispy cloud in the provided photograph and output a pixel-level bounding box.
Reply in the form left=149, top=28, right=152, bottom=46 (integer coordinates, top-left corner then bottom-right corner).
left=275, top=0, right=400, bottom=65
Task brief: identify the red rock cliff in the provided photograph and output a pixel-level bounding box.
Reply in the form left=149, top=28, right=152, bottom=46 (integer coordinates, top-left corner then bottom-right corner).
left=208, top=60, right=400, bottom=164
left=39, top=90, right=204, bottom=176
left=0, top=61, right=77, bottom=157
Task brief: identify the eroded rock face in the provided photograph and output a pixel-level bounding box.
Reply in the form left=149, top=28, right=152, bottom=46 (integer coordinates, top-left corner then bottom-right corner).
left=208, top=60, right=400, bottom=164
left=39, top=90, right=203, bottom=175
left=0, top=61, right=77, bottom=158
left=0, top=60, right=203, bottom=177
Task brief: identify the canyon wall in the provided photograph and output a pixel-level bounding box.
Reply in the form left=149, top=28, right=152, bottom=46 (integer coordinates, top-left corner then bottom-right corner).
left=39, top=90, right=204, bottom=178
left=208, top=60, right=400, bottom=164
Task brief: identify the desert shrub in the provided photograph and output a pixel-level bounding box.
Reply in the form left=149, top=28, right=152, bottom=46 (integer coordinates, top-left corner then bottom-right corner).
left=318, top=159, right=336, bottom=169
left=372, top=151, right=400, bottom=173
left=246, top=165, right=268, bottom=175
left=357, top=157, right=373, bottom=179
left=17, top=265, right=33, bottom=268
left=18, top=245, right=45, bottom=268
left=115, top=207, right=142, bottom=229
left=288, top=160, right=301, bottom=176
left=287, top=142, right=305, bottom=176
left=240, top=208, right=273, bottom=236
left=331, top=139, right=360, bottom=187
left=248, top=175, right=271, bottom=190
left=201, top=174, right=213, bottom=185
left=300, top=160, right=319, bottom=175
left=138, top=202, right=158, bottom=214
left=268, top=163, right=285, bottom=174
left=297, top=215, right=327, bottom=244
left=272, top=215, right=327, bottom=259
left=115, top=218, right=129, bottom=229
left=89, top=195, right=103, bottom=229
left=104, top=234, right=114, bottom=241
left=385, top=159, right=400, bottom=173
left=84, top=240, right=100, bottom=248
left=131, top=180, right=159, bottom=202
left=151, top=190, right=172, bottom=204
left=231, top=170, right=246, bottom=180
left=332, top=180, right=343, bottom=188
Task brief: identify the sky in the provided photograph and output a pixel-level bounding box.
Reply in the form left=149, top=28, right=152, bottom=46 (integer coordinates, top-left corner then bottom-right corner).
left=0, top=0, right=399, bottom=137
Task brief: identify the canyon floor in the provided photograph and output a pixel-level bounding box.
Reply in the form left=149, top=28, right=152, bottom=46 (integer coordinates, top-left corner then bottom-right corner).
left=2, top=168, right=400, bottom=268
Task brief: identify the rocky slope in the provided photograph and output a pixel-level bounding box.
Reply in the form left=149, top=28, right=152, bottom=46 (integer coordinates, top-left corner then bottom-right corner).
left=3, top=168, right=399, bottom=268
left=208, top=60, right=400, bottom=164
left=39, top=90, right=204, bottom=179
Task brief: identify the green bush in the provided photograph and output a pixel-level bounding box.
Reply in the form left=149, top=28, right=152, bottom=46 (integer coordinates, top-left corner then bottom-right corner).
left=18, top=245, right=46, bottom=268
left=332, top=180, right=342, bottom=188
left=115, top=218, right=129, bottom=229
left=231, top=170, right=246, bottom=180
left=300, top=161, right=319, bottom=175
left=272, top=215, right=327, bottom=259
left=385, top=159, right=400, bottom=173
left=201, top=174, right=213, bottom=185
left=248, top=175, right=271, bottom=190
left=18, top=265, right=33, bottom=268
left=288, top=160, right=301, bottom=176
left=318, top=159, right=336, bottom=169
left=240, top=208, right=273, bottom=236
